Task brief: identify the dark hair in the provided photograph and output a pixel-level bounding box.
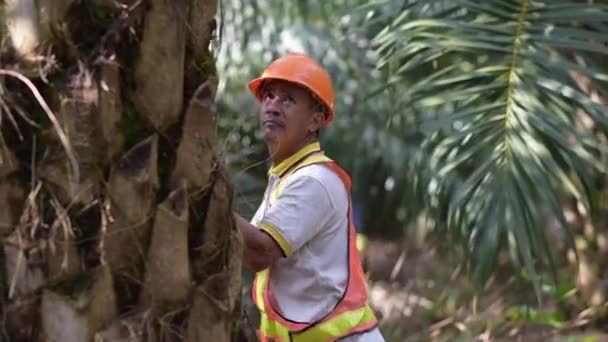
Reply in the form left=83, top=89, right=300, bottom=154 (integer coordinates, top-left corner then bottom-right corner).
left=309, top=92, right=326, bottom=139
left=309, top=92, right=329, bottom=119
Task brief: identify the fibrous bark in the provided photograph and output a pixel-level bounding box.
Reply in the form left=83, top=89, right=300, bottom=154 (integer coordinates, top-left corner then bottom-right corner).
left=37, top=0, right=75, bottom=42
left=104, top=135, right=158, bottom=280
left=186, top=274, right=232, bottom=342
left=188, top=165, right=243, bottom=340
left=133, top=0, right=188, bottom=132
left=97, top=56, right=124, bottom=163
left=140, top=188, right=191, bottom=308
left=46, top=204, right=82, bottom=281
left=1, top=0, right=241, bottom=340
left=184, top=0, right=218, bottom=95
left=94, top=311, right=148, bottom=342
left=0, top=143, right=18, bottom=179
left=41, top=266, right=117, bottom=342
left=170, top=81, right=217, bottom=192
left=4, top=230, right=46, bottom=298
left=0, top=176, right=25, bottom=237
left=37, top=64, right=103, bottom=205
left=4, top=0, right=41, bottom=57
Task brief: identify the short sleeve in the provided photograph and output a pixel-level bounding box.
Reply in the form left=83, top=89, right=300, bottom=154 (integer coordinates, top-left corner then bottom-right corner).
left=249, top=201, right=264, bottom=226
left=258, top=176, right=334, bottom=257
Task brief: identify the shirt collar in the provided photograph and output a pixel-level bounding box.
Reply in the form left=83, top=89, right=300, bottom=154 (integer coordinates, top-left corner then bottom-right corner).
left=269, top=142, right=321, bottom=177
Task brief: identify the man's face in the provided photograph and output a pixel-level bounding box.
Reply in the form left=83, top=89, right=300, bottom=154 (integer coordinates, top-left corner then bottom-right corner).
left=258, top=80, right=323, bottom=156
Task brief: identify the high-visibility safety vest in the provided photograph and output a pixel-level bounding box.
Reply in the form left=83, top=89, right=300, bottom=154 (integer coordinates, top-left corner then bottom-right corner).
left=252, top=150, right=378, bottom=342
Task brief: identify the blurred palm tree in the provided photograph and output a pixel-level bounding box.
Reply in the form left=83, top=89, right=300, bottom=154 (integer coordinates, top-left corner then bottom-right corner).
left=362, top=0, right=608, bottom=291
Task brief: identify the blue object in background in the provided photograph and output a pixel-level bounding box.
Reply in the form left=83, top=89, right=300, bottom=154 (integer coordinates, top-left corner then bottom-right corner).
left=353, top=202, right=364, bottom=234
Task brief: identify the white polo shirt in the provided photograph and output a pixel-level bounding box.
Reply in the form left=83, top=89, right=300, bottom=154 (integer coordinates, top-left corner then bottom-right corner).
left=251, top=143, right=384, bottom=342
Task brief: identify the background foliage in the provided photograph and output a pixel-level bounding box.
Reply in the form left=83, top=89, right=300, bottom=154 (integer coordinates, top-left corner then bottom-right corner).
left=217, top=0, right=608, bottom=339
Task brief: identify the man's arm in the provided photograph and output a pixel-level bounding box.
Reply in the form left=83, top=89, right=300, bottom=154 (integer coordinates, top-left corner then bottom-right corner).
left=234, top=213, right=283, bottom=272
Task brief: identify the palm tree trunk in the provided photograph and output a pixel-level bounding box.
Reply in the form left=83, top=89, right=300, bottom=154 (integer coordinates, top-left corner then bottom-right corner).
left=0, top=0, right=243, bottom=341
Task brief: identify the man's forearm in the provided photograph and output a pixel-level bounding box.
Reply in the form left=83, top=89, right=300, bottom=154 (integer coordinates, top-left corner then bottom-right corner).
left=234, top=213, right=282, bottom=271
left=235, top=214, right=265, bottom=270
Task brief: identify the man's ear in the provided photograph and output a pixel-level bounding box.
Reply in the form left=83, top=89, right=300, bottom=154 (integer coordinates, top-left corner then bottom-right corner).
left=308, top=110, right=325, bottom=134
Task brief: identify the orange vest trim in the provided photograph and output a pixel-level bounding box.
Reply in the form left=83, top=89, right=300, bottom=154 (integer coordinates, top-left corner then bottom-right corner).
left=252, top=152, right=378, bottom=342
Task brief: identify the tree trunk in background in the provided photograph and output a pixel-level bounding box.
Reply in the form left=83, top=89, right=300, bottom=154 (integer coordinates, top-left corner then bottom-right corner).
left=0, top=0, right=243, bottom=341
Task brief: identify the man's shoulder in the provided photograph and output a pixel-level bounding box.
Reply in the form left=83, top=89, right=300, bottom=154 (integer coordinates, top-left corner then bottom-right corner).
left=287, top=163, right=348, bottom=203
left=291, top=162, right=341, bottom=185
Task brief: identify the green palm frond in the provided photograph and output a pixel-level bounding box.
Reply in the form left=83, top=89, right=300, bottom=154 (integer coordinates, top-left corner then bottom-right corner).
left=368, top=0, right=608, bottom=292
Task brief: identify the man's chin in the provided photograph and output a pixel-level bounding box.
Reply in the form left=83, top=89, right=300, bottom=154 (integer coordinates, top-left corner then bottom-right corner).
left=263, top=131, right=280, bottom=144
left=263, top=134, right=286, bottom=155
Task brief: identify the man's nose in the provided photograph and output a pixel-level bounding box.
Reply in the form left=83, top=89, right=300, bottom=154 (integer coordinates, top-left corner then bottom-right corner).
left=263, top=99, right=282, bottom=116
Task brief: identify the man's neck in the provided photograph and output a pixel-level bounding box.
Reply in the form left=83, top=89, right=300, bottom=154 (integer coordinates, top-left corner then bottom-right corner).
left=269, top=137, right=317, bottom=166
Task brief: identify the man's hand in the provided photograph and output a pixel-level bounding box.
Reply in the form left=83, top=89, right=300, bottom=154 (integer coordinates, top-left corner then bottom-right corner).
left=234, top=213, right=284, bottom=272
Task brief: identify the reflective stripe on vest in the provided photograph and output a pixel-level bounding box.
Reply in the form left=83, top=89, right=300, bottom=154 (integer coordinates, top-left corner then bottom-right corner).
left=252, top=152, right=378, bottom=342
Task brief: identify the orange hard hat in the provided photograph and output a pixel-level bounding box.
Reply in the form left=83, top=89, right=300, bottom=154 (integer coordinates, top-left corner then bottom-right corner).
left=248, top=52, right=335, bottom=125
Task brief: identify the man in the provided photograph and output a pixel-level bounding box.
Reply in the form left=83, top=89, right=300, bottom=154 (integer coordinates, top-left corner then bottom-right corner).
left=234, top=52, right=385, bottom=342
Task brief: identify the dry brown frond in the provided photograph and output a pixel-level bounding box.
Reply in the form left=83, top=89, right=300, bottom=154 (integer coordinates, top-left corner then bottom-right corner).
left=0, top=69, right=80, bottom=185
